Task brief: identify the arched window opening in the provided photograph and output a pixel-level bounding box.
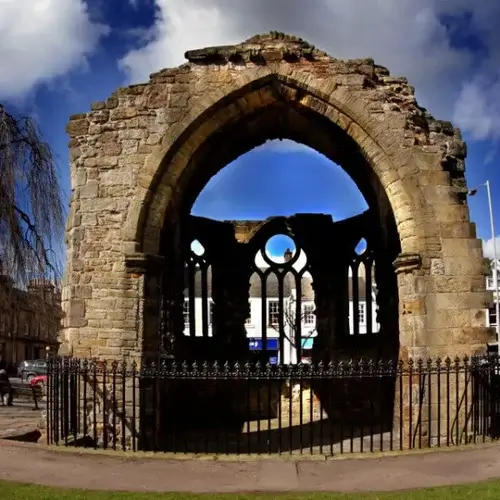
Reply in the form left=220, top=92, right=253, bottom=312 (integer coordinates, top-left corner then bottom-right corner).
left=164, top=139, right=397, bottom=363
left=249, top=233, right=314, bottom=365
left=349, top=239, right=378, bottom=337
left=154, top=118, right=401, bottom=456
left=183, top=240, right=212, bottom=339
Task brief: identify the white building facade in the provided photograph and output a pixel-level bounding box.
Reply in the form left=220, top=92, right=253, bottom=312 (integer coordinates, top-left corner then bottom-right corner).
left=183, top=272, right=379, bottom=364
left=485, top=258, right=500, bottom=330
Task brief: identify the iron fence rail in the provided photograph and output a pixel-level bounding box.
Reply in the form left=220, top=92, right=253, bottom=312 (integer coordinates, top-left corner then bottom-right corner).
left=46, top=356, right=500, bottom=456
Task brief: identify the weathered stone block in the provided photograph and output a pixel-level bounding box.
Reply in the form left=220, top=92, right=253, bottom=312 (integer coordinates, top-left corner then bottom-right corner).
left=66, top=118, right=89, bottom=136
left=102, top=143, right=122, bottom=156
left=91, top=101, right=106, bottom=110
left=443, top=258, right=484, bottom=277
left=79, top=180, right=99, bottom=199
left=110, top=108, right=138, bottom=120
left=91, top=110, right=110, bottom=124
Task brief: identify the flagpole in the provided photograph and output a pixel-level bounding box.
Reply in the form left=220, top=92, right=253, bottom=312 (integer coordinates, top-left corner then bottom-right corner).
left=469, top=181, right=500, bottom=342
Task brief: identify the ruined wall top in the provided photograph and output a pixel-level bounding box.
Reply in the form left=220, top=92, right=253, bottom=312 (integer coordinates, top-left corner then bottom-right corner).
left=66, top=32, right=467, bottom=197
left=182, top=31, right=326, bottom=64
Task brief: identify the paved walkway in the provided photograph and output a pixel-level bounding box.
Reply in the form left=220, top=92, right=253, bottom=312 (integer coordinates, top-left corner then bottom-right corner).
left=1, top=441, right=500, bottom=493
left=0, top=403, right=41, bottom=440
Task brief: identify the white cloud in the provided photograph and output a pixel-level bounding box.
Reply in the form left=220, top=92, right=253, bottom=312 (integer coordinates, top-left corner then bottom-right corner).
left=0, top=0, right=109, bottom=101
left=119, top=0, right=238, bottom=84
left=485, top=146, right=498, bottom=166
left=444, top=3, right=500, bottom=140
left=454, top=72, right=500, bottom=141
left=483, top=236, right=500, bottom=260
left=118, top=0, right=500, bottom=132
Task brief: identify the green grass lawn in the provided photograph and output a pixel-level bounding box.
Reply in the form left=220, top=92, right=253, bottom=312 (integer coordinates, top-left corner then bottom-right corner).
left=2, top=480, right=500, bottom=500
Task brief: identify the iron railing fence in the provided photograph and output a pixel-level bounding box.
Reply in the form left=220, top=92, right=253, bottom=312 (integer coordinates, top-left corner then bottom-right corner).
left=46, top=355, right=500, bottom=456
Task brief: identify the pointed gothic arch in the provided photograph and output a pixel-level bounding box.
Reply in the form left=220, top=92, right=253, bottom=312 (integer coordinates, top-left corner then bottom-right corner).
left=61, top=32, right=490, bottom=366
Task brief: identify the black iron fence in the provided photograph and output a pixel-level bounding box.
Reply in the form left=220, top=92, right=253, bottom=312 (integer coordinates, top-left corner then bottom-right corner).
left=46, top=355, right=500, bottom=456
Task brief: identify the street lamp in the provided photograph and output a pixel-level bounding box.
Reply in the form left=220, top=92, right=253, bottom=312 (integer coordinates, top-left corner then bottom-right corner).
left=469, top=180, right=500, bottom=342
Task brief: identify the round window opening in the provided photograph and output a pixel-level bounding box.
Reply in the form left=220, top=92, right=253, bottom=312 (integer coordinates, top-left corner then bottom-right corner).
left=264, top=234, right=296, bottom=264
left=190, top=239, right=205, bottom=256
left=355, top=238, right=367, bottom=255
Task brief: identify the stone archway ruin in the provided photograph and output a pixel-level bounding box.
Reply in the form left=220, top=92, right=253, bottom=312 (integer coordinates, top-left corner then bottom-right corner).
left=61, top=32, right=492, bottom=366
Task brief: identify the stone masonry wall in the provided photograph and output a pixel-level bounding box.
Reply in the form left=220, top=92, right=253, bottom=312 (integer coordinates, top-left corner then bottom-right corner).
left=62, top=32, right=492, bottom=363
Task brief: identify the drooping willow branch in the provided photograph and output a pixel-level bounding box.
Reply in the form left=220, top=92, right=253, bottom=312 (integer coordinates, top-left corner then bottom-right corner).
left=0, top=104, right=65, bottom=285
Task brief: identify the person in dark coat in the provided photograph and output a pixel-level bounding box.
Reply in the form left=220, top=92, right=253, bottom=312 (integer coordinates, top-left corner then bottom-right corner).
left=0, top=369, right=13, bottom=406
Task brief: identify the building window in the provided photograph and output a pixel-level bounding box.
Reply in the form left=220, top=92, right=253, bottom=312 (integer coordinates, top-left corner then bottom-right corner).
left=303, top=304, right=315, bottom=325
left=489, top=306, right=497, bottom=327
left=358, top=303, right=366, bottom=324
left=183, top=300, right=190, bottom=327
left=268, top=300, right=279, bottom=326
left=24, top=322, right=29, bottom=337
left=488, top=277, right=495, bottom=289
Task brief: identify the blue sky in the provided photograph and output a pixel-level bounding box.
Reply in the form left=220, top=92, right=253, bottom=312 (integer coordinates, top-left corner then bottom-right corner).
left=3, top=0, right=500, bottom=263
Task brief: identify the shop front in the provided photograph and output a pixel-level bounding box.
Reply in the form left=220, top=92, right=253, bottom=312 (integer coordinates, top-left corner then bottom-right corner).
left=248, top=337, right=279, bottom=365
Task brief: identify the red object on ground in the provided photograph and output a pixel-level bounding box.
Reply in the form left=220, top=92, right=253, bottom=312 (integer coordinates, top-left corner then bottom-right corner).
left=29, top=375, right=47, bottom=387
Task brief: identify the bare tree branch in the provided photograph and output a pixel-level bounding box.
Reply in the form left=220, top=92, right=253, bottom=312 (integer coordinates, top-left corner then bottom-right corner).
left=0, top=104, right=65, bottom=285
left=271, top=295, right=316, bottom=349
